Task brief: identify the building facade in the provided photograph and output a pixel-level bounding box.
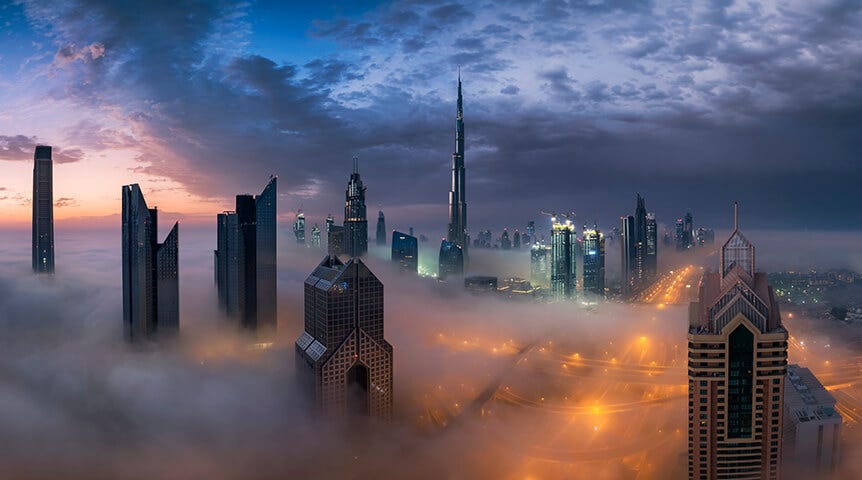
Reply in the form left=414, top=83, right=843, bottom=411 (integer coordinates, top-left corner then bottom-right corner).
left=344, top=159, right=368, bottom=257
left=550, top=218, right=577, bottom=300
left=376, top=210, right=386, bottom=246
left=391, top=230, right=418, bottom=273
left=446, top=72, right=468, bottom=252
left=32, top=145, right=54, bottom=273
left=782, top=364, right=841, bottom=475
left=687, top=204, right=788, bottom=480
left=122, top=184, right=179, bottom=341
left=214, top=177, right=277, bottom=336
left=582, top=226, right=605, bottom=298
left=530, top=243, right=552, bottom=289
left=621, top=194, right=657, bottom=297
left=438, top=239, right=464, bottom=279
left=293, top=211, right=306, bottom=245
left=295, top=256, right=393, bottom=418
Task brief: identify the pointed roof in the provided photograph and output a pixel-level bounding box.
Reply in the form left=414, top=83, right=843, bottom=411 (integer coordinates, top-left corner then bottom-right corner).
left=720, top=202, right=755, bottom=278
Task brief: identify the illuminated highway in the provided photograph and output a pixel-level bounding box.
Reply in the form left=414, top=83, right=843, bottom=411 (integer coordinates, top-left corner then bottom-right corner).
left=635, top=265, right=703, bottom=306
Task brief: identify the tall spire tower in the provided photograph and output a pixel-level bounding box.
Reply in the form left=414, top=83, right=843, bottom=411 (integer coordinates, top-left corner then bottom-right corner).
left=447, top=70, right=467, bottom=249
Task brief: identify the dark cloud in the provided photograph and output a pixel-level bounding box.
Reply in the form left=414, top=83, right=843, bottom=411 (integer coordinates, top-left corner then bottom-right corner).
left=54, top=197, right=77, bottom=208
left=0, top=134, right=84, bottom=163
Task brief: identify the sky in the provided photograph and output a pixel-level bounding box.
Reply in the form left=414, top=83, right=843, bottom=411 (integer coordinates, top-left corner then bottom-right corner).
left=0, top=0, right=861, bottom=234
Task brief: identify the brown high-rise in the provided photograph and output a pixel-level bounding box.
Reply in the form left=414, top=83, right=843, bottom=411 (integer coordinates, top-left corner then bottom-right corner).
left=687, top=203, right=787, bottom=480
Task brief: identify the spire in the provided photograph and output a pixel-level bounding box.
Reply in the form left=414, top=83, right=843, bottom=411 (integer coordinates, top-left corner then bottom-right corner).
left=733, top=201, right=739, bottom=231
left=352, top=155, right=359, bottom=175
left=456, top=68, right=463, bottom=120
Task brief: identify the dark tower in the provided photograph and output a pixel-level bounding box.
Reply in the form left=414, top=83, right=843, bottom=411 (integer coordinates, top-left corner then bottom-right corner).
left=295, top=256, right=393, bottom=419
left=121, top=184, right=179, bottom=342
left=32, top=145, right=54, bottom=273
left=376, top=210, right=386, bottom=246
left=446, top=71, right=467, bottom=251
left=344, top=157, right=368, bottom=257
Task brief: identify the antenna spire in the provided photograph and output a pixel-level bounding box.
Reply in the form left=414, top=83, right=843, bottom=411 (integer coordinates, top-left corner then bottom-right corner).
left=352, top=155, right=358, bottom=174
left=733, top=202, right=739, bottom=230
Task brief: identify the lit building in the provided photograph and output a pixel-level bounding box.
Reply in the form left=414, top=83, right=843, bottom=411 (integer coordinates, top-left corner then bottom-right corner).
left=325, top=214, right=334, bottom=248
left=582, top=226, right=605, bottom=298
left=376, top=210, right=386, bottom=246
left=32, top=145, right=55, bottom=274
left=293, top=211, right=306, bottom=245
left=550, top=218, right=577, bottom=300
left=214, top=177, right=278, bottom=335
left=121, top=184, right=179, bottom=342
left=621, top=194, right=656, bottom=297
left=295, top=256, right=393, bottom=419
left=677, top=212, right=695, bottom=250
left=687, top=203, right=788, bottom=480
left=465, top=275, right=498, bottom=294
left=697, top=227, right=716, bottom=246
left=501, top=229, right=511, bottom=250
left=526, top=221, right=536, bottom=244
left=530, top=243, right=552, bottom=288
left=391, top=230, right=418, bottom=273
left=344, top=158, right=368, bottom=257
left=498, top=277, right=540, bottom=300
left=438, top=239, right=464, bottom=279
left=310, top=224, right=321, bottom=247
left=513, top=230, right=521, bottom=249
left=782, top=364, right=841, bottom=475
left=328, top=225, right=345, bottom=257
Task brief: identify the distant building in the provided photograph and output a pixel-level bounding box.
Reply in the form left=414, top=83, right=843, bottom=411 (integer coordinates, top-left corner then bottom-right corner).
left=376, top=210, right=386, bottom=246
left=465, top=275, right=498, bottom=294
left=687, top=203, right=787, bottom=480
left=122, top=184, right=179, bottom=342
left=501, top=229, right=511, bottom=250
left=328, top=225, right=345, bottom=256
left=677, top=212, right=695, bottom=250
left=214, top=177, right=277, bottom=336
left=325, top=214, right=334, bottom=248
left=696, top=227, right=715, bottom=246
left=498, top=277, right=539, bottom=300
left=344, top=159, right=368, bottom=257
left=32, top=145, right=55, bottom=274
left=310, top=224, right=321, bottom=247
left=293, top=212, right=306, bottom=245
left=530, top=243, right=552, bottom=288
left=446, top=72, right=468, bottom=254
left=526, top=221, right=535, bottom=243
left=582, top=226, right=605, bottom=298
left=550, top=217, right=577, bottom=300
left=513, top=230, right=521, bottom=249
left=438, top=239, right=464, bottom=279
left=391, top=230, right=418, bottom=273
left=782, top=364, right=841, bottom=476
left=621, top=194, right=656, bottom=298
left=645, top=212, right=657, bottom=278
left=295, top=256, right=393, bottom=419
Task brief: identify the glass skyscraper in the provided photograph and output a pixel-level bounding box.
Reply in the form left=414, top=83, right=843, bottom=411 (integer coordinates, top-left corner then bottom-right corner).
left=438, top=239, right=464, bottom=279
left=530, top=243, right=551, bottom=289
left=122, top=184, right=179, bottom=342
left=621, top=194, right=657, bottom=298
left=214, top=177, right=277, bottom=336
left=32, top=145, right=54, bottom=273
left=550, top=218, right=577, bottom=300
left=295, top=256, right=393, bottom=419
left=391, top=230, right=418, bottom=273
left=581, top=226, right=605, bottom=297
left=344, top=159, right=368, bottom=257
left=376, top=210, right=386, bottom=246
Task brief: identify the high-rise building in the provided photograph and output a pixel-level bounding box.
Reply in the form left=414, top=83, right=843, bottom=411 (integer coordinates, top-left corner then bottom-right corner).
left=391, top=230, right=418, bottom=273
left=530, top=243, right=551, bottom=289
left=293, top=211, right=306, bottom=245
left=687, top=203, right=787, bottom=480
left=376, top=210, right=386, bottom=246
left=550, top=218, right=577, bottom=300
left=513, top=230, right=521, bottom=249
left=465, top=275, right=498, bottom=294
left=501, top=229, right=511, bottom=250
left=446, top=72, right=467, bottom=268
left=782, top=364, right=842, bottom=475
left=696, top=227, right=716, bottom=246
left=32, top=145, right=54, bottom=273
left=310, top=224, right=321, bottom=247
left=328, top=225, right=345, bottom=256
left=325, top=213, right=334, bottom=246
left=677, top=212, right=695, bottom=250
left=295, top=256, right=393, bottom=419
left=121, top=184, right=179, bottom=342
left=214, top=177, right=277, bottom=335
left=582, top=226, right=605, bottom=298
left=621, top=194, right=656, bottom=297
left=344, top=158, right=368, bottom=257
left=526, top=221, right=536, bottom=243
left=438, top=239, right=464, bottom=279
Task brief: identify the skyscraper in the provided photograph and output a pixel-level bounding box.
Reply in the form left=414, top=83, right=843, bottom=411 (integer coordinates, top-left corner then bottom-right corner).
left=328, top=225, right=345, bottom=256
left=293, top=211, right=306, bottom=245
left=344, top=158, right=368, bottom=257
left=295, top=256, right=393, bottom=419
left=213, top=177, right=277, bottom=335
left=501, top=229, right=511, bottom=250
left=391, top=230, right=418, bottom=273
left=438, top=239, right=464, bottom=279
left=677, top=212, right=695, bottom=250
left=582, top=226, right=605, bottom=298
left=530, top=243, right=551, bottom=289
left=687, top=203, right=787, bottom=480
left=122, top=184, right=179, bottom=342
left=32, top=145, right=54, bottom=273
left=621, top=194, right=657, bottom=297
left=782, top=364, right=842, bottom=475
left=325, top=213, right=334, bottom=246
left=550, top=217, right=577, bottom=300
left=513, top=230, right=521, bottom=249
left=446, top=72, right=467, bottom=271
left=310, top=224, right=321, bottom=247
left=376, top=210, right=386, bottom=246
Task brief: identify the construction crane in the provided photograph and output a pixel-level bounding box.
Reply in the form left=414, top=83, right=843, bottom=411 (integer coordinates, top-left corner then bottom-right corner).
left=539, top=211, right=576, bottom=224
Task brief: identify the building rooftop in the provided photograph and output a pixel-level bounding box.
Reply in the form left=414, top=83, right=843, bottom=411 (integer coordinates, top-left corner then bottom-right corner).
left=785, top=364, right=841, bottom=424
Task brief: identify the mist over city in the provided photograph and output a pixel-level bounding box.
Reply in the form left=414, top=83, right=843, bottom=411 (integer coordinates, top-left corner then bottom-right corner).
left=2, top=1, right=862, bottom=480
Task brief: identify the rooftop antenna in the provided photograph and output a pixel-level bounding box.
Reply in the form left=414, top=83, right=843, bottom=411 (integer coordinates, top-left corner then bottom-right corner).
left=733, top=201, right=739, bottom=230
left=352, top=155, right=359, bottom=174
